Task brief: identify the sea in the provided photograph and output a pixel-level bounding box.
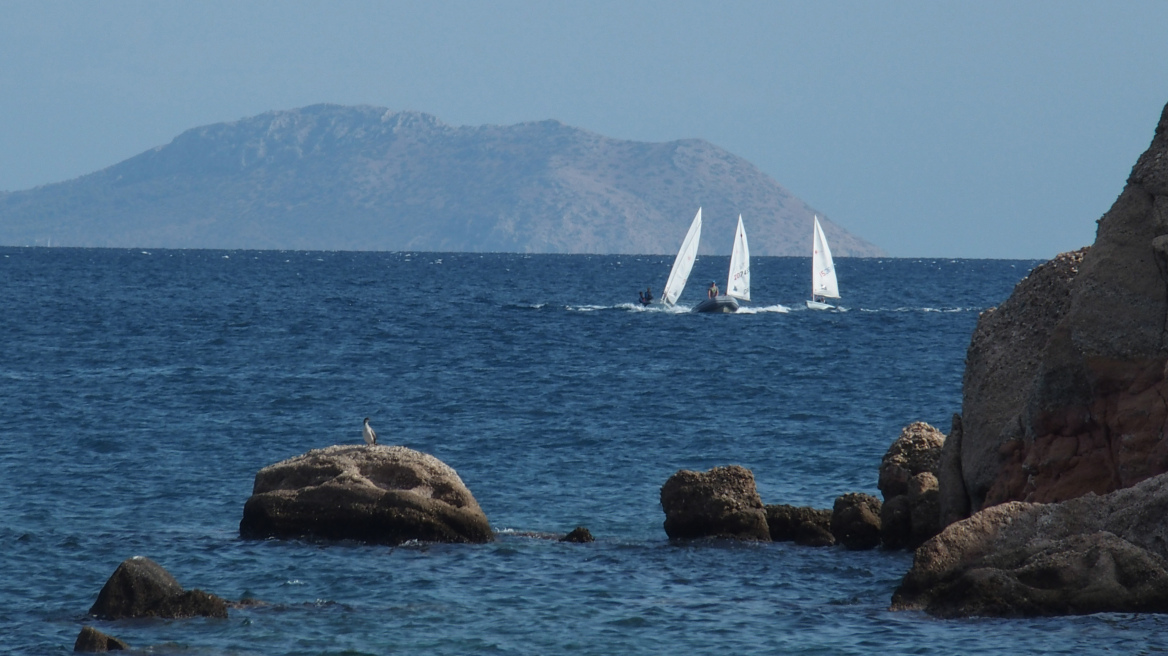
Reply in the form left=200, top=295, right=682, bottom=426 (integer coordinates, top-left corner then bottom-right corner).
left=3, top=247, right=1167, bottom=655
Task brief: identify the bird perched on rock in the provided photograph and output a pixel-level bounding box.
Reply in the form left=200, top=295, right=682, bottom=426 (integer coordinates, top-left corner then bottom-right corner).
left=362, top=417, right=377, bottom=446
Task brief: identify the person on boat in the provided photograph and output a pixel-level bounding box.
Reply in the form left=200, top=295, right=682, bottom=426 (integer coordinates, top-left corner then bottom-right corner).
left=643, top=287, right=653, bottom=304
left=708, top=281, right=719, bottom=298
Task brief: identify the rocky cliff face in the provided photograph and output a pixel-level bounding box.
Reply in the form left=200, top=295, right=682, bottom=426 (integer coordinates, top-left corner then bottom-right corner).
left=942, top=101, right=1168, bottom=519
left=0, top=104, right=882, bottom=255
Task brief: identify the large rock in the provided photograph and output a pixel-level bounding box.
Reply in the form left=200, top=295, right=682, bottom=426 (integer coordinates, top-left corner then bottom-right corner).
left=892, top=472, right=1168, bottom=617
left=74, top=626, right=128, bottom=652
left=659, top=465, right=770, bottom=541
left=89, top=556, right=228, bottom=620
left=942, top=249, right=1086, bottom=520
left=944, top=101, right=1168, bottom=522
left=765, top=504, right=834, bottom=547
left=240, top=445, right=492, bottom=545
left=830, top=493, right=882, bottom=550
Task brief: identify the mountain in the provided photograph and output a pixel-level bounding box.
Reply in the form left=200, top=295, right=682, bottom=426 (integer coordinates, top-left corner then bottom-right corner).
left=0, top=104, right=883, bottom=255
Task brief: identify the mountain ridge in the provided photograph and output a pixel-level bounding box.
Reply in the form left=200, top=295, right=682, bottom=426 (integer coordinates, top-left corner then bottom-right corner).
left=0, top=104, right=883, bottom=256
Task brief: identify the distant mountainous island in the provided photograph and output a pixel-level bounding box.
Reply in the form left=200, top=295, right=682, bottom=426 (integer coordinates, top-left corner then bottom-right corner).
left=0, top=104, right=883, bottom=255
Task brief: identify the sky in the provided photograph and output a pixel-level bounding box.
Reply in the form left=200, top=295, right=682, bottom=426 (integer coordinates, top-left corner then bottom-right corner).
left=2, top=1, right=1167, bottom=258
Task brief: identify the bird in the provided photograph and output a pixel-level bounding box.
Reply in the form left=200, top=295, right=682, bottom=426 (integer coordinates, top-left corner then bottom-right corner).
left=362, top=417, right=377, bottom=446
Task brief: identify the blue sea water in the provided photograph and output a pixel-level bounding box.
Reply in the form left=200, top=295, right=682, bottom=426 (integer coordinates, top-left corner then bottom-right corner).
left=2, top=247, right=1167, bottom=654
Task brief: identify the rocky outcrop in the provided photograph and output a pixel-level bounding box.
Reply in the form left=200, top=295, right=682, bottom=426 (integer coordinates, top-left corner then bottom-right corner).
left=560, top=526, right=595, bottom=543
left=944, top=101, right=1168, bottom=522
left=74, top=626, right=128, bottom=652
left=943, top=249, right=1086, bottom=520
left=879, top=422, right=946, bottom=549
left=892, top=472, right=1168, bottom=617
left=240, top=445, right=492, bottom=545
left=89, top=557, right=228, bottom=620
left=765, top=504, right=834, bottom=547
left=830, top=493, right=882, bottom=550
left=660, top=465, right=770, bottom=541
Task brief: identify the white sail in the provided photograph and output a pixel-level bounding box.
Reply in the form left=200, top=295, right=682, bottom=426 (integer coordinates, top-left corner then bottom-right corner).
left=662, top=208, right=702, bottom=306
left=727, top=215, right=750, bottom=301
left=811, top=216, right=840, bottom=299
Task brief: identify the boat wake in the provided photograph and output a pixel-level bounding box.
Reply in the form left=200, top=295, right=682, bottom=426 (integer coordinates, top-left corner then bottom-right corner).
left=736, top=304, right=790, bottom=314
left=858, top=307, right=980, bottom=313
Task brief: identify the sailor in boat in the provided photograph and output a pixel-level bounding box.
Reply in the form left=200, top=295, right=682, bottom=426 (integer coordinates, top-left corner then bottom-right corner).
left=638, top=287, right=654, bottom=306
left=707, top=281, right=719, bottom=298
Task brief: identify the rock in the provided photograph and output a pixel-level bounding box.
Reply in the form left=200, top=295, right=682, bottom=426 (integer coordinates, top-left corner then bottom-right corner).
left=659, top=465, right=770, bottom=541
left=764, top=504, right=834, bottom=547
left=946, top=249, right=1085, bottom=518
left=239, top=445, right=492, bottom=545
left=936, top=413, right=968, bottom=527
left=878, top=422, right=946, bottom=500
left=892, top=471, right=1168, bottom=617
left=73, top=626, right=128, bottom=652
left=830, top=493, right=882, bottom=550
left=944, top=102, right=1168, bottom=521
left=906, top=473, right=941, bottom=546
left=560, top=526, right=595, bottom=543
left=878, top=422, right=945, bottom=549
left=89, top=556, right=228, bottom=620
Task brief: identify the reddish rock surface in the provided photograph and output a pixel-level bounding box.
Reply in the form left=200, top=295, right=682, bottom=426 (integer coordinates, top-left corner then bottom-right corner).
left=943, top=101, right=1168, bottom=521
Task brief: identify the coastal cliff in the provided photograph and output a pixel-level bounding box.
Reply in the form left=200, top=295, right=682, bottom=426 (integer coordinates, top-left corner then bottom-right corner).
left=941, top=101, right=1168, bottom=519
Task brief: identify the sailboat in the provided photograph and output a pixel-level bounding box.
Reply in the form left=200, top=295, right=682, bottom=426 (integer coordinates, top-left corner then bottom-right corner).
left=661, top=208, right=702, bottom=307
left=693, top=215, right=750, bottom=314
left=806, top=216, right=840, bottom=310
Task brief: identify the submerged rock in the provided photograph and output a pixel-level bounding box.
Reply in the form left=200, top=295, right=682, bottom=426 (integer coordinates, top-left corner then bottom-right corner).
left=892, top=471, right=1168, bottom=617
left=830, top=493, right=881, bottom=550
left=660, top=465, right=770, bottom=541
left=560, top=526, right=595, bottom=543
left=764, top=504, right=834, bottom=547
left=89, top=556, right=228, bottom=620
left=240, top=444, right=492, bottom=545
left=73, top=626, right=128, bottom=652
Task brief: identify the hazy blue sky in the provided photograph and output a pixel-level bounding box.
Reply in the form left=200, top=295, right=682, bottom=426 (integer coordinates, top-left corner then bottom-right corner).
left=2, top=1, right=1167, bottom=257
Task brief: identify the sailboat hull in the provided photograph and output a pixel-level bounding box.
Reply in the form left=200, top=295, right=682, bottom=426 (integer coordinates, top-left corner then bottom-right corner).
left=692, top=296, right=740, bottom=313
left=806, top=300, right=835, bottom=311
